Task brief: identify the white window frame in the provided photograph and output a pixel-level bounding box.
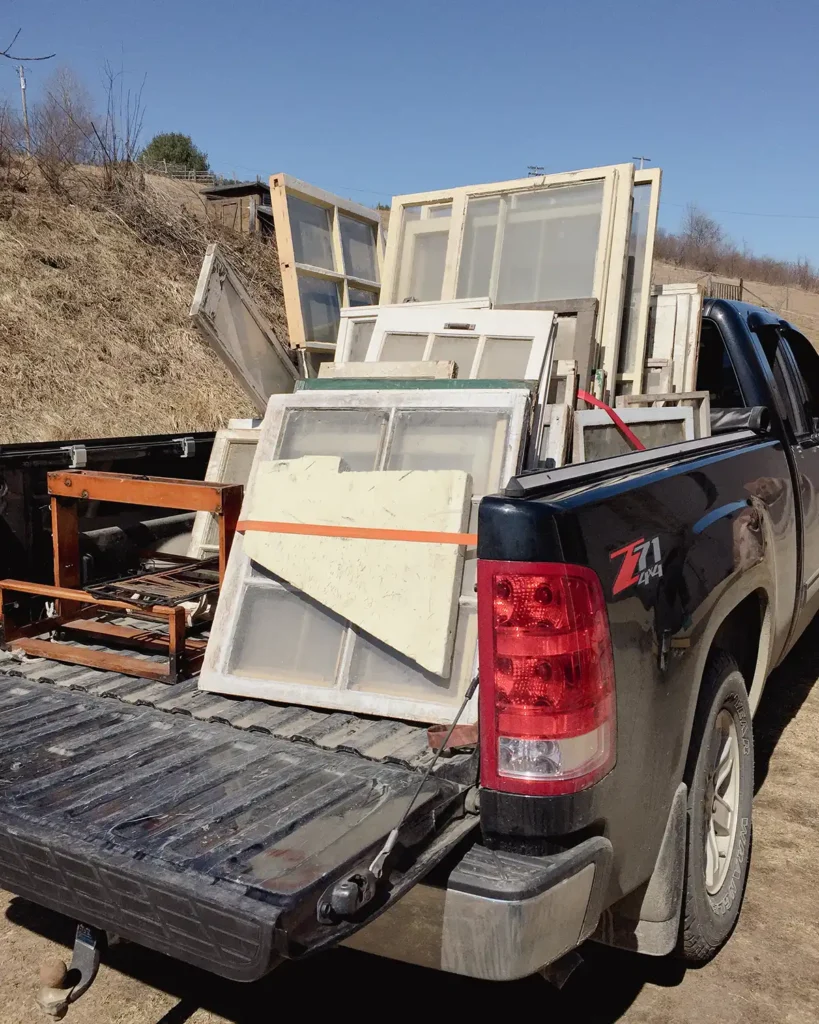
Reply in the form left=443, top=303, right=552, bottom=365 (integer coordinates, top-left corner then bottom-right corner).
left=365, top=306, right=556, bottom=381
left=200, top=387, right=533, bottom=724
left=334, top=298, right=491, bottom=363
left=572, top=406, right=696, bottom=463
left=615, top=167, right=663, bottom=395
left=380, top=164, right=635, bottom=397
left=269, top=173, right=386, bottom=350
left=189, top=428, right=261, bottom=559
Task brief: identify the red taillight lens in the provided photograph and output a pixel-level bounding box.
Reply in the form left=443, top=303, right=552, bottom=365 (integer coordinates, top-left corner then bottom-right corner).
left=478, top=560, right=616, bottom=795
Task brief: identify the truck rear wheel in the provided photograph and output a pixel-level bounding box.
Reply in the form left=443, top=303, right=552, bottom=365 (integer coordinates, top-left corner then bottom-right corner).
left=678, top=651, right=753, bottom=963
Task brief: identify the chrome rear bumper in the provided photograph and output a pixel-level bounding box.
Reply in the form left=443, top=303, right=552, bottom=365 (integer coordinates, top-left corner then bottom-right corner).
left=344, top=836, right=612, bottom=981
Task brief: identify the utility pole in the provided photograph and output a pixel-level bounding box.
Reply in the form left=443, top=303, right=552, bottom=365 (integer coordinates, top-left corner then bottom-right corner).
left=17, top=64, right=31, bottom=155
left=633, top=155, right=651, bottom=170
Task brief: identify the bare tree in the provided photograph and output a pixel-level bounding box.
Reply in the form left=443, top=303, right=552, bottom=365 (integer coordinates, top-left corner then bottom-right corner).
left=30, top=67, right=97, bottom=187
left=91, top=60, right=146, bottom=188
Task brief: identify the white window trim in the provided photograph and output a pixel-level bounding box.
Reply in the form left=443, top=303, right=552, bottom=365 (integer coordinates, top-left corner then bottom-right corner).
left=188, top=428, right=261, bottom=559
left=381, top=164, right=635, bottom=397
left=200, top=387, right=533, bottom=724
left=334, top=298, right=491, bottom=363
left=365, top=306, right=556, bottom=382
left=572, top=406, right=696, bottom=463
left=269, top=173, right=385, bottom=349
left=615, top=167, right=663, bottom=394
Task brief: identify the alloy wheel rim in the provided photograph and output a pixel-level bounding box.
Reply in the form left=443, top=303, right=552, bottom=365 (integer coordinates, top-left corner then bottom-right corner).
left=704, top=708, right=741, bottom=895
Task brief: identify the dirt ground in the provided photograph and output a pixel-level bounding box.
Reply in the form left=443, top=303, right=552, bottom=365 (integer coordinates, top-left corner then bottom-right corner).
left=0, top=622, right=817, bottom=1024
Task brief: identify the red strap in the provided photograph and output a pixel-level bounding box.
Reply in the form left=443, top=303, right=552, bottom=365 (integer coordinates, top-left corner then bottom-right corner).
left=577, top=389, right=646, bottom=451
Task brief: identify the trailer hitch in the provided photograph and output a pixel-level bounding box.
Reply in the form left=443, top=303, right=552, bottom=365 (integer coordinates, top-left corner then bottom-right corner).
left=36, top=924, right=105, bottom=1020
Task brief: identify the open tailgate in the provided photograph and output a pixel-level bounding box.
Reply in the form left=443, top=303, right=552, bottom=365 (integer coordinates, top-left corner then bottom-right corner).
left=0, top=664, right=476, bottom=981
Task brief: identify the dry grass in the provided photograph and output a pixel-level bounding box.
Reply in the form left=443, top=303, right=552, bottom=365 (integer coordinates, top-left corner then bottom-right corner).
left=0, top=163, right=289, bottom=444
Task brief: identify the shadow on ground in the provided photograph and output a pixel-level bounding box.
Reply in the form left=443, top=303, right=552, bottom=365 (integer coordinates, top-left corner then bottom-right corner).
left=7, top=894, right=689, bottom=1024
left=752, top=611, right=819, bottom=792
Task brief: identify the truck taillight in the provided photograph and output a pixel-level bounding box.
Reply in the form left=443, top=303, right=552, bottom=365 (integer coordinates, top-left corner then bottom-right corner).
left=477, top=560, right=616, bottom=796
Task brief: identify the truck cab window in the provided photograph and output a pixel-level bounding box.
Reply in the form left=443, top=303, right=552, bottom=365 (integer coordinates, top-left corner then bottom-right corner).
left=696, top=319, right=745, bottom=408
left=753, top=323, right=818, bottom=437
left=783, top=328, right=819, bottom=436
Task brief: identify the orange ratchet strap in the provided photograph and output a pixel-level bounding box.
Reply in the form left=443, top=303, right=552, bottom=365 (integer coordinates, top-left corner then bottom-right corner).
left=236, top=521, right=478, bottom=545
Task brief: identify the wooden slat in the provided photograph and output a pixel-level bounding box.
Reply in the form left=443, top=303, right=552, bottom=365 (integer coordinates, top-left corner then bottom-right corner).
left=61, top=619, right=208, bottom=654
left=0, top=580, right=176, bottom=616
left=47, top=471, right=243, bottom=514
left=9, top=638, right=171, bottom=682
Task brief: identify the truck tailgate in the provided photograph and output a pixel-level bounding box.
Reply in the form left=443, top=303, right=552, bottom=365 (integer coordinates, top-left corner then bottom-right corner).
left=0, top=660, right=474, bottom=980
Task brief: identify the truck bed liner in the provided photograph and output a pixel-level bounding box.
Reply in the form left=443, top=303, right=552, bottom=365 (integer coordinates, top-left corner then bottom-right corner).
left=0, top=654, right=475, bottom=979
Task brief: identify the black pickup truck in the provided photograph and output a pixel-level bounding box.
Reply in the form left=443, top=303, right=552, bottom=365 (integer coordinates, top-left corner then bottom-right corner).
left=0, top=298, right=816, bottom=1002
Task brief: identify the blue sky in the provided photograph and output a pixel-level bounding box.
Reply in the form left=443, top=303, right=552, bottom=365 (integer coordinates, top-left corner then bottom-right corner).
left=3, top=0, right=819, bottom=263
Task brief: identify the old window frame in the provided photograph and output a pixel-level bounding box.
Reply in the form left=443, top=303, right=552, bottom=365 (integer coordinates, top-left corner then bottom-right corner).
left=380, top=164, right=635, bottom=396
left=188, top=427, right=261, bottom=559
left=200, top=387, right=532, bottom=724
left=572, top=405, right=696, bottom=463
left=269, top=173, right=385, bottom=350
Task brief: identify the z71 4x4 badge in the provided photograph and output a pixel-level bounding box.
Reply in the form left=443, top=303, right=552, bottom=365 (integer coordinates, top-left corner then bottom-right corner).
left=610, top=536, right=663, bottom=594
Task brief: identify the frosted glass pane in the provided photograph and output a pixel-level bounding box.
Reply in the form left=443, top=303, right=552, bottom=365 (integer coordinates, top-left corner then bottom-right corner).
left=428, top=204, right=452, bottom=218
left=496, top=181, right=604, bottom=303
left=228, top=584, right=344, bottom=684
left=381, top=333, right=427, bottom=361
left=406, top=232, right=447, bottom=302
left=386, top=409, right=510, bottom=495
left=298, top=275, right=340, bottom=345
left=340, top=215, right=378, bottom=282
left=404, top=205, right=423, bottom=221
left=456, top=197, right=501, bottom=299
left=477, top=337, right=533, bottom=379
left=347, top=320, right=375, bottom=361
left=348, top=606, right=476, bottom=699
left=428, top=335, right=479, bottom=376
left=278, top=408, right=386, bottom=470
left=347, top=286, right=379, bottom=307
left=288, top=195, right=335, bottom=271
left=617, top=182, right=651, bottom=374
left=582, top=420, right=687, bottom=462
left=222, top=439, right=258, bottom=484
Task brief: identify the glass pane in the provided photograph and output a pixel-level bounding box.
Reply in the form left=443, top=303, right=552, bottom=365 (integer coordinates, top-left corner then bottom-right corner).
left=396, top=204, right=452, bottom=303
left=386, top=408, right=510, bottom=496
left=428, top=334, right=479, bottom=376
left=617, top=182, right=651, bottom=375
left=348, top=606, right=476, bottom=701
left=476, top=337, right=534, bottom=379
left=347, top=320, right=375, bottom=361
left=227, top=584, right=345, bottom=684
left=278, top=408, right=386, bottom=470
left=298, top=275, right=341, bottom=346
left=347, top=286, right=379, bottom=307
left=380, top=333, right=427, bottom=361
left=288, top=195, right=335, bottom=270
left=496, top=181, right=604, bottom=303
left=222, top=439, right=258, bottom=484
left=456, top=197, right=501, bottom=299
left=582, top=419, right=688, bottom=462
left=340, top=215, right=378, bottom=282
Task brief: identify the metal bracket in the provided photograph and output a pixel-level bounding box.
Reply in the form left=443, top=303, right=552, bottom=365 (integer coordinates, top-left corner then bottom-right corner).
left=60, top=445, right=87, bottom=469
left=36, top=924, right=105, bottom=1020
left=174, top=437, right=196, bottom=458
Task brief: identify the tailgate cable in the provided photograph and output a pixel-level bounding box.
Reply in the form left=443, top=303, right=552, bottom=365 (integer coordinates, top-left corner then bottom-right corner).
left=318, top=674, right=480, bottom=922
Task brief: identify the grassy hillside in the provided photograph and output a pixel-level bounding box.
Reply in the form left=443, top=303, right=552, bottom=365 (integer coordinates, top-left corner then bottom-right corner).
left=0, top=165, right=287, bottom=444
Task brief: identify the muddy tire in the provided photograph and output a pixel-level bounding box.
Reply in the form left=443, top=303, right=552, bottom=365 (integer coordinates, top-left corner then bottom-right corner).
left=677, top=650, right=753, bottom=963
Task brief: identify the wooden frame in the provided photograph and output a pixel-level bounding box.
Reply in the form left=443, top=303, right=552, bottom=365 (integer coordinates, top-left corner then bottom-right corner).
left=572, top=406, right=696, bottom=463
left=269, top=173, right=386, bottom=350
left=0, top=472, right=243, bottom=683
left=648, top=283, right=704, bottom=393
left=616, top=390, right=711, bottom=439
left=364, top=306, right=556, bottom=381
left=334, top=298, right=492, bottom=363
left=189, top=429, right=262, bottom=559
left=201, top=387, right=533, bottom=724
left=381, top=165, right=635, bottom=399
left=190, top=244, right=299, bottom=414
left=539, top=404, right=573, bottom=468
left=615, top=168, right=663, bottom=395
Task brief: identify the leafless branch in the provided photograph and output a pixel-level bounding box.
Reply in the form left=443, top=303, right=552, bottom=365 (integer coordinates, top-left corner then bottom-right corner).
left=1, top=27, right=55, bottom=60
